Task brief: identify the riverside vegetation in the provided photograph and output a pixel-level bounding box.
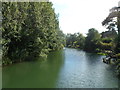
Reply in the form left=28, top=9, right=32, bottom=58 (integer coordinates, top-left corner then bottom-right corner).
left=2, top=2, right=65, bottom=65
left=1, top=2, right=120, bottom=76
left=66, top=11, right=120, bottom=76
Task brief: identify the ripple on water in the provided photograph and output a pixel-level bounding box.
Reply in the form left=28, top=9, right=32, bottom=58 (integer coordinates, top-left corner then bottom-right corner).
left=56, top=48, right=118, bottom=88
left=3, top=48, right=119, bottom=88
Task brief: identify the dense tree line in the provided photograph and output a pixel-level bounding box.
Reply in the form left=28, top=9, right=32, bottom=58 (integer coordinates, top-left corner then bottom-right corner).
left=66, top=27, right=119, bottom=76
left=2, top=2, right=65, bottom=65
left=66, top=28, right=116, bottom=53
left=66, top=33, right=85, bottom=49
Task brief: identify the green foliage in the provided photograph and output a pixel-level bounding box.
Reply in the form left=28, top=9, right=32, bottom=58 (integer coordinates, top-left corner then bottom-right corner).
left=115, top=33, right=120, bottom=53
left=115, top=53, right=120, bottom=58
left=84, top=28, right=101, bottom=52
left=66, top=28, right=115, bottom=53
left=97, top=38, right=115, bottom=52
left=2, top=2, right=65, bottom=65
left=102, top=8, right=120, bottom=75
left=66, top=33, right=85, bottom=49
left=115, top=58, right=120, bottom=76
left=101, top=38, right=113, bottom=43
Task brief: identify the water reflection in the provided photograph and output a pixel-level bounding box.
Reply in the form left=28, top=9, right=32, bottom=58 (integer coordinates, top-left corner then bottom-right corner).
left=56, top=48, right=118, bottom=88
left=3, top=50, right=65, bottom=88
left=2, top=48, right=118, bottom=88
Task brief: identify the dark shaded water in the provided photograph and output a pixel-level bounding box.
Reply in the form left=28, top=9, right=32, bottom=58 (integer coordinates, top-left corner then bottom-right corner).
left=2, top=48, right=118, bottom=88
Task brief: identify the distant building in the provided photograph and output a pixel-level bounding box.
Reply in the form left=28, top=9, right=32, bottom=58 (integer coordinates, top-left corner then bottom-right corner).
left=101, top=30, right=117, bottom=38
left=118, top=1, right=120, bottom=7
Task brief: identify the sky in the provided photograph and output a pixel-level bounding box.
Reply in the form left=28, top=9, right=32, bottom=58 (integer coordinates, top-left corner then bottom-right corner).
left=50, top=0, right=120, bottom=35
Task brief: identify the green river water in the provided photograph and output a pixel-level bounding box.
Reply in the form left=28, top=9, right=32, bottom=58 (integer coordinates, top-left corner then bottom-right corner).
left=2, top=48, right=119, bottom=88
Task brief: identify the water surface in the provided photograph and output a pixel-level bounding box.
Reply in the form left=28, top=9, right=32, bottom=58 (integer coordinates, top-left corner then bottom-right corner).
left=2, top=48, right=118, bottom=88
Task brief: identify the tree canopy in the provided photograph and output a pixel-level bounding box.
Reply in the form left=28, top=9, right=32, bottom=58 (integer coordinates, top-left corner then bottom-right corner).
left=2, top=2, right=65, bottom=65
left=66, top=33, right=85, bottom=49
left=84, top=28, right=101, bottom=52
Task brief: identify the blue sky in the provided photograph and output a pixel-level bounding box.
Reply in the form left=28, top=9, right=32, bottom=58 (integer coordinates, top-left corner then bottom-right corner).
left=50, top=0, right=119, bottom=35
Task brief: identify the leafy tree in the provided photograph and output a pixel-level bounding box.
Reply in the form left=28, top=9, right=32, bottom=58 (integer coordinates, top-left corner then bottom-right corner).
left=102, top=6, right=120, bottom=76
left=84, top=28, right=101, bottom=52
left=2, top=2, right=65, bottom=65
left=66, top=33, right=85, bottom=49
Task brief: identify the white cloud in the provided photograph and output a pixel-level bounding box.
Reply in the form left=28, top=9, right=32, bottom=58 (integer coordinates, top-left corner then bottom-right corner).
left=50, top=0, right=120, bottom=35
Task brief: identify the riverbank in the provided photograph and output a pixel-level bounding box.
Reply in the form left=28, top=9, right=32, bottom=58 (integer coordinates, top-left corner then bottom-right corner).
left=2, top=48, right=65, bottom=67
left=66, top=47, right=107, bottom=55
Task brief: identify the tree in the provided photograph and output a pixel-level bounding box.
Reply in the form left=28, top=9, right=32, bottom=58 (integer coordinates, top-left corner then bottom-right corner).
left=102, top=7, right=120, bottom=53
left=102, top=5, right=120, bottom=76
left=2, top=2, right=65, bottom=65
left=84, top=28, right=101, bottom=52
left=66, top=33, right=85, bottom=49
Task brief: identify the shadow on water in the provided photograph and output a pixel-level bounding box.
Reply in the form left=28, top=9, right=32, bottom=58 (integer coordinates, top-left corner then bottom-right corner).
left=84, top=52, right=118, bottom=88
left=2, top=49, right=65, bottom=88
left=2, top=48, right=119, bottom=88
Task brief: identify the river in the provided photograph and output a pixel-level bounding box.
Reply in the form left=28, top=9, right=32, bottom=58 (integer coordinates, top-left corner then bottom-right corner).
left=2, top=48, right=119, bottom=88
